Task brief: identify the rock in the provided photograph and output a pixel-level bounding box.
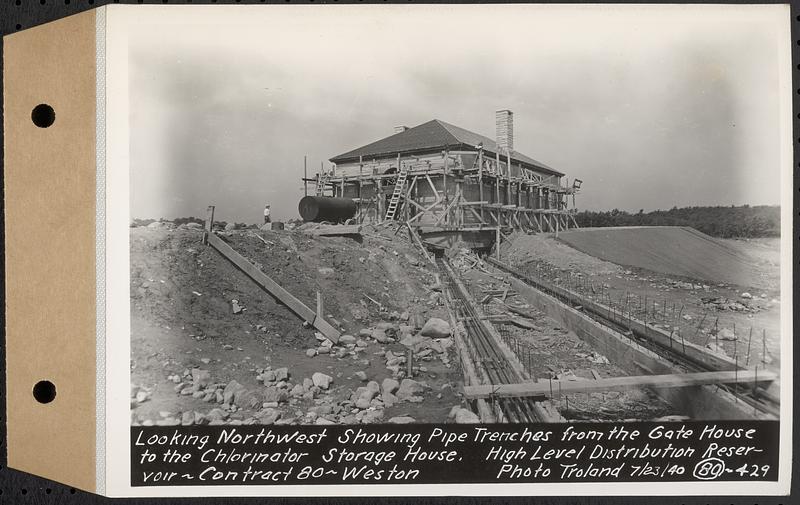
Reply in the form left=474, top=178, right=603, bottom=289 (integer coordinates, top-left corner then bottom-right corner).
left=312, top=372, right=333, bottom=389
left=448, top=405, right=461, bottom=419
left=223, top=380, right=246, bottom=405
left=355, top=371, right=368, bottom=381
left=181, top=411, right=195, bottom=426
left=382, top=378, right=400, bottom=394
left=303, top=378, right=314, bottom=391
left=388, top=416, right=415, bottom=424
left=400, top=311, right=410, bottom=321
left=256, top=409, right=281, bottom=425
left=396, top=379, right=425, bottom=400
left=339, top=335, right=356, bottom=344
left=263, top=386, right=288, bottom=403
left=225, top=223, right=237, bottom=231
left=361, top=409, right=384, bottom=424
left=290, top=384, right=305, bottom=397
left=420, top=318, right=451, bottom=338
left=315, top=417, right=336, bottom=425
left=404, top=254, right=420, bottom=266
left=354, top=381, right=381, bottom=409
left=135, top=391, right=150, bottom=403
left=317, top=267, right=335, bottom=277
left=358, top=329, right=373, bottom=338
left=317, top=347, right=331, bottom=355
left=306, top=348, right=317, bottom=357
left=231, top=300, right=243, bottom=314
left=454, top=408, right=480, bottom=424
left=274, top=367, right=289, bottom=381
left=262, top=370, right=277, bottom=382
left=206, top=408, right=229, bottom=423
left=718, top=328, right=737, bottom=341
left=372, top=328, right=391, bottom=343
left=382, top=391, right=398, bottom=408
left=191, top=369, right=212, bottom=391
left=741, top=292, right=753, bottom=299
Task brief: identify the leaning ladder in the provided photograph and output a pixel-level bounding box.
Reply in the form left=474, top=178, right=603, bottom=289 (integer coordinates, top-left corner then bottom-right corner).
left=316, top=172, right=329, bottom=196
left=384, top=166, right=408, bottom=221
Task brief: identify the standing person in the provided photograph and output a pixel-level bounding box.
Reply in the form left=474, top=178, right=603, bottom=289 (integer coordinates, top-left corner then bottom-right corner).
left=263, top=204, right=271, bottom=224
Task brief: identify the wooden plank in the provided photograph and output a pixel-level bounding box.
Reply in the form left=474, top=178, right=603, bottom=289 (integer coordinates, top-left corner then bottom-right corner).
left=206, top=232, right=340, bottom=343
left=463, top=370, right=778, bottom=400
left=304, top=224, right=362, bottom=236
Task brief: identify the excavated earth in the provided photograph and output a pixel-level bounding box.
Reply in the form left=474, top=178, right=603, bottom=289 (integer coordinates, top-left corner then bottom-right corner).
left=500, top=233, right=782, bottom=370
left=130, top=224, right=465, bottom=427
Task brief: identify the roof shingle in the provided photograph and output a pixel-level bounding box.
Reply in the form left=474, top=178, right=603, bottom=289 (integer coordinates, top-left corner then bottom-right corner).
left=329, top=119, right=562, bottom=176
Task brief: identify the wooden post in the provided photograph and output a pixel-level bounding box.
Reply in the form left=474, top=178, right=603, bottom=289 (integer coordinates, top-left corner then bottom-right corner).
left=478, top=148, right=484, bottom=223
left=495, top=151, right=501, bottom=222
left=496, top=227, right=501, bottom=260
left=303, top=155, right=308, bottom=197
left=316, top=291, right=324, bottom=319
left=406, top=349, right=413, bottom=377
left=442, top=150, right=448, bottom=224
left=506, top=150, right=512, bottom=204
left=203, top=205, right=215, bottom=244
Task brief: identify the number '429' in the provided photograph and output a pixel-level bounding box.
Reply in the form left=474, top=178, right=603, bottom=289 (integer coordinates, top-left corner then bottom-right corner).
left=735, top=464, right=770, bottom=477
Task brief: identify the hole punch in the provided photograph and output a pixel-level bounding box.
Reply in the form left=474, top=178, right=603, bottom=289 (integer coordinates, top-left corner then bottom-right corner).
left=31, top=104, right=56, bottom=128
left=32, top=380, right=56, bottom=404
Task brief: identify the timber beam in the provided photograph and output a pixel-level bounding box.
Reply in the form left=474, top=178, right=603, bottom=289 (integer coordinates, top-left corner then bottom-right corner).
left=463, top=370, right=778, bottom=400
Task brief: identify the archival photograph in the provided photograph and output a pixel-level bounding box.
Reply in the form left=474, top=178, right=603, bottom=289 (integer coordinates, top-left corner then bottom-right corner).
left=128, top=5, right=787, bottom=428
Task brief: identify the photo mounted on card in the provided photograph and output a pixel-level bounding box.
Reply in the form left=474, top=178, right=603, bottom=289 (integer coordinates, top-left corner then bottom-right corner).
left=3, top=3, right=793, bottom=498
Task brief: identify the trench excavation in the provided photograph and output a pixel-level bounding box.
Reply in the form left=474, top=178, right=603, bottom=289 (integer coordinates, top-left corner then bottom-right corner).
left=436, top=254, right=780, bottom=423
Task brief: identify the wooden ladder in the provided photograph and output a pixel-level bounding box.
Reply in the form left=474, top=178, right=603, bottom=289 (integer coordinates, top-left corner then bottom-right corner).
left=384, top=166, right=408, bottom=221
left=316, top=171, right=329, bottom=196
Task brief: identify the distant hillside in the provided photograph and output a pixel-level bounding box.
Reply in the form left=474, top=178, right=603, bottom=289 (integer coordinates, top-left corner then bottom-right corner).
left=574, top=205, right=780, bottom=238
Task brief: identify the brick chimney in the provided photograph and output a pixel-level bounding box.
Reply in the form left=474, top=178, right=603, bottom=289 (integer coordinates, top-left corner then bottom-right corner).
left=495, top=109, right=513, bottom=153
left=394, top=125, right=409, bottom=134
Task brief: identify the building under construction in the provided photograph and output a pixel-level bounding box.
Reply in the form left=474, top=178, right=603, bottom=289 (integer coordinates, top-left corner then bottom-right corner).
left=305, top=110, right=581, bottom=249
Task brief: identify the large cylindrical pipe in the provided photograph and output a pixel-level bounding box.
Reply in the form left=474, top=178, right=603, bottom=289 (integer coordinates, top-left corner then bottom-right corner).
left=298, top=196, right=357, bottom=223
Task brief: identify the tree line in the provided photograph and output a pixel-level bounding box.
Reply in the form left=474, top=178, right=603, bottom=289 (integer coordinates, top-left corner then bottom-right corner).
left=573, top=205, right=780, bottom=238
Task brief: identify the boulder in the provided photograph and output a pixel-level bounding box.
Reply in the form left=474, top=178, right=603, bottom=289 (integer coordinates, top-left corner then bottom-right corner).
left=224, top=223, right=237, bottom=231
left=361, top=409, right=384, bottom=424
left=274, top=367, right=289, bottom=381
left=355, top=371, right=368, bottom=381
left=256, top=409, right=281, bottom=425
left=206, top=408, right=229, bottom=423
left=303, top=378, right=314, bottom=391
left=372, top=328, right=391, bottom=343
left=191, top=369, right=212, bottom=391
left=306, top=348, right=317, bottom=357
left=290, top=384, right=305, bottom=398
left=354, top=381, right=380, bottom=409
left=381, top=391, right=398, bottom=408
left=454, top=408, right=480, bottom=424
left=312, top=372, right=333, bottom=390
left=339, top=335, right=356, bottom=344
left=223, top=380, right=246, bottom=406
left=381, top=378, right=400, bottom=395
left=420, top=318, right=451, bottom=338
left=388, top=416, right=416, bottom=424
left=395, top=379, right=425, bottom=400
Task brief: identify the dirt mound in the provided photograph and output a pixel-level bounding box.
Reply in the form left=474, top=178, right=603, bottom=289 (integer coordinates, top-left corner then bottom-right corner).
left=500, top=232, right=622, bottom=275
left=130, top=227, right=462, bottom=426
left=556, top=226, right=769, bottom=289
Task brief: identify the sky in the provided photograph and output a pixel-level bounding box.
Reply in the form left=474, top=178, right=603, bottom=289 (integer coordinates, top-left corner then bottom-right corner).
left=125, top=5, right=789, bottom=224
